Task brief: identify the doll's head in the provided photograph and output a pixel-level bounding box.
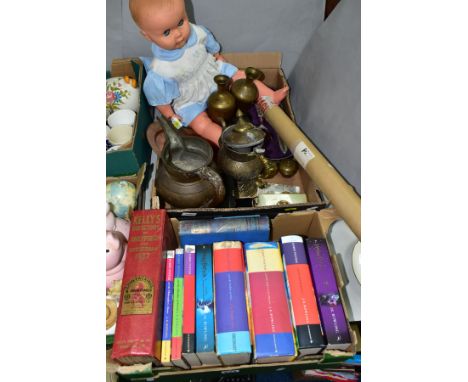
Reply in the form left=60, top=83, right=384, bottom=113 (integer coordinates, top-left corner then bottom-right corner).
left=129, top=0, right=190, bottom=50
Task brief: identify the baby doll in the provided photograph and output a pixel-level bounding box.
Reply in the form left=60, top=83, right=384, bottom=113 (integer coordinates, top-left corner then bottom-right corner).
left=129, top=0, right=288, bottom=146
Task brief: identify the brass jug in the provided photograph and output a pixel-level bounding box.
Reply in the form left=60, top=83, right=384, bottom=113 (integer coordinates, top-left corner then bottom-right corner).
left=155, top=117, right=225, bottom=208
left=217, top=143, right=264, bottom=183
left=207, top=75, right=237, bottom=127
left=231, top=67, right=265, bottom=112
left=278, top=158, right=299, bottom=177
left=217, top=111, right=267, bottom=183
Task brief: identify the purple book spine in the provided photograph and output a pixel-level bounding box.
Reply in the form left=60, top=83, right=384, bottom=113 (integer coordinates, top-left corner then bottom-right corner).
left=306, top=238, right=351, bottom=346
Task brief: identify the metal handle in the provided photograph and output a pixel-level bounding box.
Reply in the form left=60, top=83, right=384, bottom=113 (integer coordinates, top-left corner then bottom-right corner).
left=194, top=166, right=225, bottom=207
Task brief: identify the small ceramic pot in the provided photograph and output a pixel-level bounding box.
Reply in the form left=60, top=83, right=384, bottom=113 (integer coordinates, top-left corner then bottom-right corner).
left=107, top=109, right=136, bottom=128
left=106, top=76, right=140, bottom=113
left=107, top=124, right=133, bottom=146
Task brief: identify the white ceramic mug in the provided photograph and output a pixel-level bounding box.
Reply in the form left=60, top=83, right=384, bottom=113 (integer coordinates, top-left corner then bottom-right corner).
left=107, top=109, right=136, bottom=129
left=107, top=124, right=133, bottom=146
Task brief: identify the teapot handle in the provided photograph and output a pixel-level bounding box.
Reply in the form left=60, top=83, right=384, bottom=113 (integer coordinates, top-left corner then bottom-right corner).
left=195, top=166, right=225, bottom=207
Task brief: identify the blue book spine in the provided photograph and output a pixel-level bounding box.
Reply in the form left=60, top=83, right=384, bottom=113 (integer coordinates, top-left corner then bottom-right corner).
left=213, top=242, right=251, bottom=357
left=179, top=216, right=270, bottom=246
left=195, top=245, right=215, bottom=354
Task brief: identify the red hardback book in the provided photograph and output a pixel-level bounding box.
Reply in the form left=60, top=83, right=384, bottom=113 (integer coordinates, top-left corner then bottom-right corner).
left=112, top=209, right=177, bottom=365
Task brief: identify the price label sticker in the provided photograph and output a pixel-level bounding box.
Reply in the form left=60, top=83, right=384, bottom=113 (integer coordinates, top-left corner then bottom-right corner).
left=294, top=141, right=315, bottom=168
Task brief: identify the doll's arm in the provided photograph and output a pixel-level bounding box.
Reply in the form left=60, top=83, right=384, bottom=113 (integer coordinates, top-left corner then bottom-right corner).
left=156, top=105, right=183, bottom=129
left=213, top=52, right=226, bottom=62
left=156, top=104, right=179, bottom=120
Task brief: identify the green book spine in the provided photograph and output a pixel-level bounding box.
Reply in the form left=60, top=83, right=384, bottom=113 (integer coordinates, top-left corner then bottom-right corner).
left=171, top=248, right=184, bottom=363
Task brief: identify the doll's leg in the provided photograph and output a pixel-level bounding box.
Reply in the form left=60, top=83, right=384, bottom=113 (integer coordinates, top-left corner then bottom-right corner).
left=190, top=112, right=222, bottom=146
left=232, top=70, right=289, bottom=104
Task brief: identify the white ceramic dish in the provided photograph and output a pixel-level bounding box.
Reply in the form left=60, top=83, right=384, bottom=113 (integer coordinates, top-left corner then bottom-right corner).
left=352, top=241, right=361, bottom=285
left=107, top=124, right=133, bottom=146
left=107, top=109, right=136, bottom=128
left=327, top=219, right=361, bottom=321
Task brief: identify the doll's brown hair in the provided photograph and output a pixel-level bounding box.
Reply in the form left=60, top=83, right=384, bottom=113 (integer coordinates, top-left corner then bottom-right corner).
left=129, top=0, right=177, bottom=27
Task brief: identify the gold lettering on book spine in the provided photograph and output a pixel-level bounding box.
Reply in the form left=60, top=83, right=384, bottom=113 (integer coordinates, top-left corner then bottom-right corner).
left=121, top=276, right=154, bottom=315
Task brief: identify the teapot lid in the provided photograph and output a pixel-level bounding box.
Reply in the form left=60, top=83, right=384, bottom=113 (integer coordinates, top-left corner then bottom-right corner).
left=222, top=124, right=265, bottom=149
left=222, top=111, right=265, bottom=149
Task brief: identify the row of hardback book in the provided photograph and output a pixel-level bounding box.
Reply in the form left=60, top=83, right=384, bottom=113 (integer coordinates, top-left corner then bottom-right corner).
left=162, top=237, right=352, bottom=369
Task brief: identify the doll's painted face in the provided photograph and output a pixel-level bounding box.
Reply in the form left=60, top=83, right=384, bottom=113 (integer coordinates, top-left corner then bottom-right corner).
left=138, top=0, right=191, bottom=50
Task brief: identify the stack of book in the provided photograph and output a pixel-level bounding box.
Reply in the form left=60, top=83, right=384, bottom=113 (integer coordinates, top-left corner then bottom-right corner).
left=157, top=240, right=351, bottom=367
left=112, top=214, right=352, bottom=368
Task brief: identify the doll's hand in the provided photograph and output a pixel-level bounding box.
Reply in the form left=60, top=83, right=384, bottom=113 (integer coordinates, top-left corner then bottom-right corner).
left=214, top=53, right=226, bottom=62
left=170, top=114, right=183, bottom=129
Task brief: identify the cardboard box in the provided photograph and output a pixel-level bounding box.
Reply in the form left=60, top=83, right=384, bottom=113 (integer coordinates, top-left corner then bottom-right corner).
left=148, top=52, right=327, bottom=218
left=133, top=209, right=357, bottom=379
left=107, top=58, right=152, bottom=177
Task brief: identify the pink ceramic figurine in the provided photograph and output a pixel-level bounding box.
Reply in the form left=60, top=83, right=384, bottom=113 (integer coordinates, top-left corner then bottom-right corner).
left=106, top=203, right=130, bottom=289
left=129, top=0, right=288, bottom=146
left=106, top=231, right=127, bottom=289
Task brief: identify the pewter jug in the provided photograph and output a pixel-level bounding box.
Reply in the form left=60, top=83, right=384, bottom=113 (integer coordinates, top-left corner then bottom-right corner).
left=156, top=117, right=225, bottom=208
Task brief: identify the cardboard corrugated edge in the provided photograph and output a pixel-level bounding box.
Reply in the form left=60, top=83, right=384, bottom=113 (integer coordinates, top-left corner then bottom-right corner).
left=222, top=51, right=282, bottom=69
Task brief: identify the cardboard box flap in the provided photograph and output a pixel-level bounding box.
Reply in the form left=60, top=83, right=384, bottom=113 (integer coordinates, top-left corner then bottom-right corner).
left=317, top=208, right=341, bottom=238
left=223, top=51, right=282, bottom=69
left=111, top=57, right=143, bottom=79
left=270, top=210, right=324, bottom=240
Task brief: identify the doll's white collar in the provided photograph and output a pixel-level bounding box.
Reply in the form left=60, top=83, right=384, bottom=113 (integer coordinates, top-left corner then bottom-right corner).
left=151, top=23, right=197, bottom=62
